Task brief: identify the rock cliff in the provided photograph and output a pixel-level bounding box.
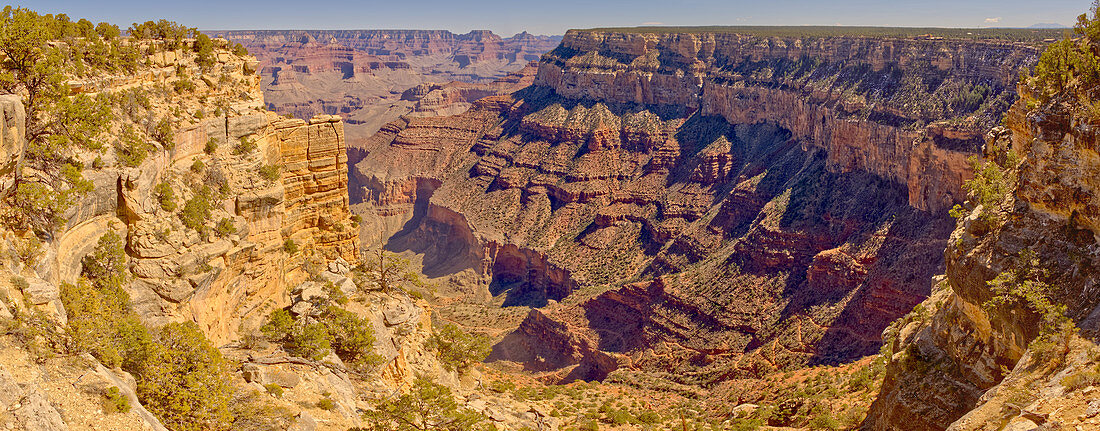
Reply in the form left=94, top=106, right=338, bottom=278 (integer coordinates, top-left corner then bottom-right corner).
left=864, top=81, right=1100, bottom=429
left=352, top=30, right=1044, bottom=383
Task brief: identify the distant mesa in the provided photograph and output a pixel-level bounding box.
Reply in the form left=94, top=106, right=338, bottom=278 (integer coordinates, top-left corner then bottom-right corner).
left=1026, top=22, right=1068, bottom=28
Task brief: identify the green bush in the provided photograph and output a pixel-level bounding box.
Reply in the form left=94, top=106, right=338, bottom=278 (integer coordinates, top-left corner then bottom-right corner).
left=261, top=306, right=382, bottom=367
left=264, top=383, right=283, bottom=398
left=179, top=186, right=213, bottom=232
left=323, top=281, right=348, bottom=306
left=204, top=138, right=218, bottom=154
left=360, top=377, right=491, bottom=431
left=154, top=181, right=176, bottom=212
left=151, top=117, right=174, bottom=148
left=317, top=398, right=336, bottom=411
left=233, top=137, right=256, bottom=155
left=7, top=181, right=72, bottom=233
left=193, top=33, right=215, bottom=69
left=135, top=322, right=232, bottom=431
left=424, top=323, right=492, bottom=372
left=214, top=217, right=236, bottom=237
left=258, top=164, right=280, bottom=182
left=190, top=159, right=205, bottom=173
left=11, top=276, right=29, bottom=291
left=283, top=238, right=298, bottom=254
left=962, top=146, right=1018, bottom=226
left=260, top=309, right=294, bottom=341
left=320, top=306, right=382, bottom=366
left=80, top=231, right=128, bottom=290
left=232, top=42, right=248, bottom=57
left=289, top=323, right=331, bottom=361
left=103, top=386, right=131, bottom=414
left=116, top=126, right=150, bottom=167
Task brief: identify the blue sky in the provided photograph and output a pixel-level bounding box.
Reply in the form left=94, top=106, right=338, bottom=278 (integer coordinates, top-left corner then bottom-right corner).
left=17, top=0, right=1095, bottom=36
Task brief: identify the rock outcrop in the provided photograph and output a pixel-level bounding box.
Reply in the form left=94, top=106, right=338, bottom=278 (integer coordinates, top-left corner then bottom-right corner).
left=0, top=94, right=25, bottom=193
left=352, top=30, right=1043, bottom=382
left=864, top=83, right=1100, bottom=428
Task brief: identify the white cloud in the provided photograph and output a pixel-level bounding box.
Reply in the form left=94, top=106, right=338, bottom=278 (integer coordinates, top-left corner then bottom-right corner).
left=985, top=17, right=1002, bottom=23
left=643, top=21, right=664, bottom=25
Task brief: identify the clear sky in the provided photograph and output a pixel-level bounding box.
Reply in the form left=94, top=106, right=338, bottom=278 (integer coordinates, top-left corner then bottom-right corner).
left=17, top=0, right=1096, bottom=36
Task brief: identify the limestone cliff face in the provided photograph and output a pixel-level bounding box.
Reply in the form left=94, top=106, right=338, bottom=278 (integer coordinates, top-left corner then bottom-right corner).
left=536, top=31, right=1042, bottom=212
left=864, top=90, right=1100, bottom=428
left=119, top=113, right=360, bottom=343
left=13, top=39, right=362, bottom=344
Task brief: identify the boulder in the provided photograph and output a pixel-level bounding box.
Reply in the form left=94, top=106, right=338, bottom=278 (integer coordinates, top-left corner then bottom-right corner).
left=288, top=412, right=316, bottom=431
left=241, top=363, right=301, bottom=388
left=227, top=114, right=267, bottom=140
left=383, top=300, right=419, bottom=326
left=22, top=278, right=58, bottom=305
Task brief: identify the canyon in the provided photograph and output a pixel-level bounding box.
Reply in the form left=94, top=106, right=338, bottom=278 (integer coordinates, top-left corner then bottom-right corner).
left=4, top=6, right=1100, bottom=429
left=351, top=29, right=1048, bottom=390
left=218, top=30, right=560, bottom=147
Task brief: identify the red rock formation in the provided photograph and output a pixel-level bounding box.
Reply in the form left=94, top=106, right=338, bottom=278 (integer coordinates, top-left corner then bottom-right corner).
left=352, top=30, right=1041, bottom=382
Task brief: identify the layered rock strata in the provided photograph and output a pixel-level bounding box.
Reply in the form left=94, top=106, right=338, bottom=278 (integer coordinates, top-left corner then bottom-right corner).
left=353, top=30, right=1043, bottom=382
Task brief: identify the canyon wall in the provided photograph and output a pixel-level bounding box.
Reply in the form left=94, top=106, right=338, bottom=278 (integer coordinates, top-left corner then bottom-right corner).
left=864, top=87, right=1100, bottom=429
left=536, top=31, right=1041, bottom=212
left=8, top=38, right=363, bottom=345
left=352, top=30, right=1044, bottom=382
left=220, top=30, right=560, bottom=147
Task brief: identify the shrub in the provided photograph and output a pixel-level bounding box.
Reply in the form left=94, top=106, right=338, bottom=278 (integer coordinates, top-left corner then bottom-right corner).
left=179, top=186, right=213, bottom=232
left=135, top=322, right=232, bottom=431
left=962, top=148, right=1018, bottom=226
left=233, top=137, right=256, bottom=155
left=260, top=309, right=294, bottom=341
left=317, top=398, right=336, bottom=411
left=116, top=126, right=150, bottom=167
left=232, top=42, right=248, bottom=57
left=289, top=323, right=331, bottom=361
left=7, top=181, right=72, bottom=233
left=261, top=306, right=382, bottom=367
left=323, top=281, right=348, bottom=306
left=258, top=164, right=280, bottom=182
left=1062, top=370, right=1100, bottom=391
left=190, top=159, right=205, bottom=173
left=214, top=217, right=236, bottom=237
left=809, top=412, right=840, bottom=431
left=360, top=377, right=491, bottom=431
left=424, top=323, right=492, bottom=372
left=10, top=276, right=29, bottom=291
left=320, top=306, right=382, bottom=367
left=283, top=238, right=298, bottom=254
left=264, top=383, right=283, bottom=398
left=154, top=181, right=176, bottom=212
left=14, top=235, right=43, bottom=265
left=81, top=231, right=128, bottom=290
left=102, top=386, right=131, bottom=414
left=151, top=117, right=174, bottom=148
left=204, top=138, right=218, bottom=154
left=193, top=33, right=215, bottom=69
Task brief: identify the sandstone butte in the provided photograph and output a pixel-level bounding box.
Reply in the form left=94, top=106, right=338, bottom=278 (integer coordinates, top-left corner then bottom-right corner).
left=351, top=29, right=1045, bottom=389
